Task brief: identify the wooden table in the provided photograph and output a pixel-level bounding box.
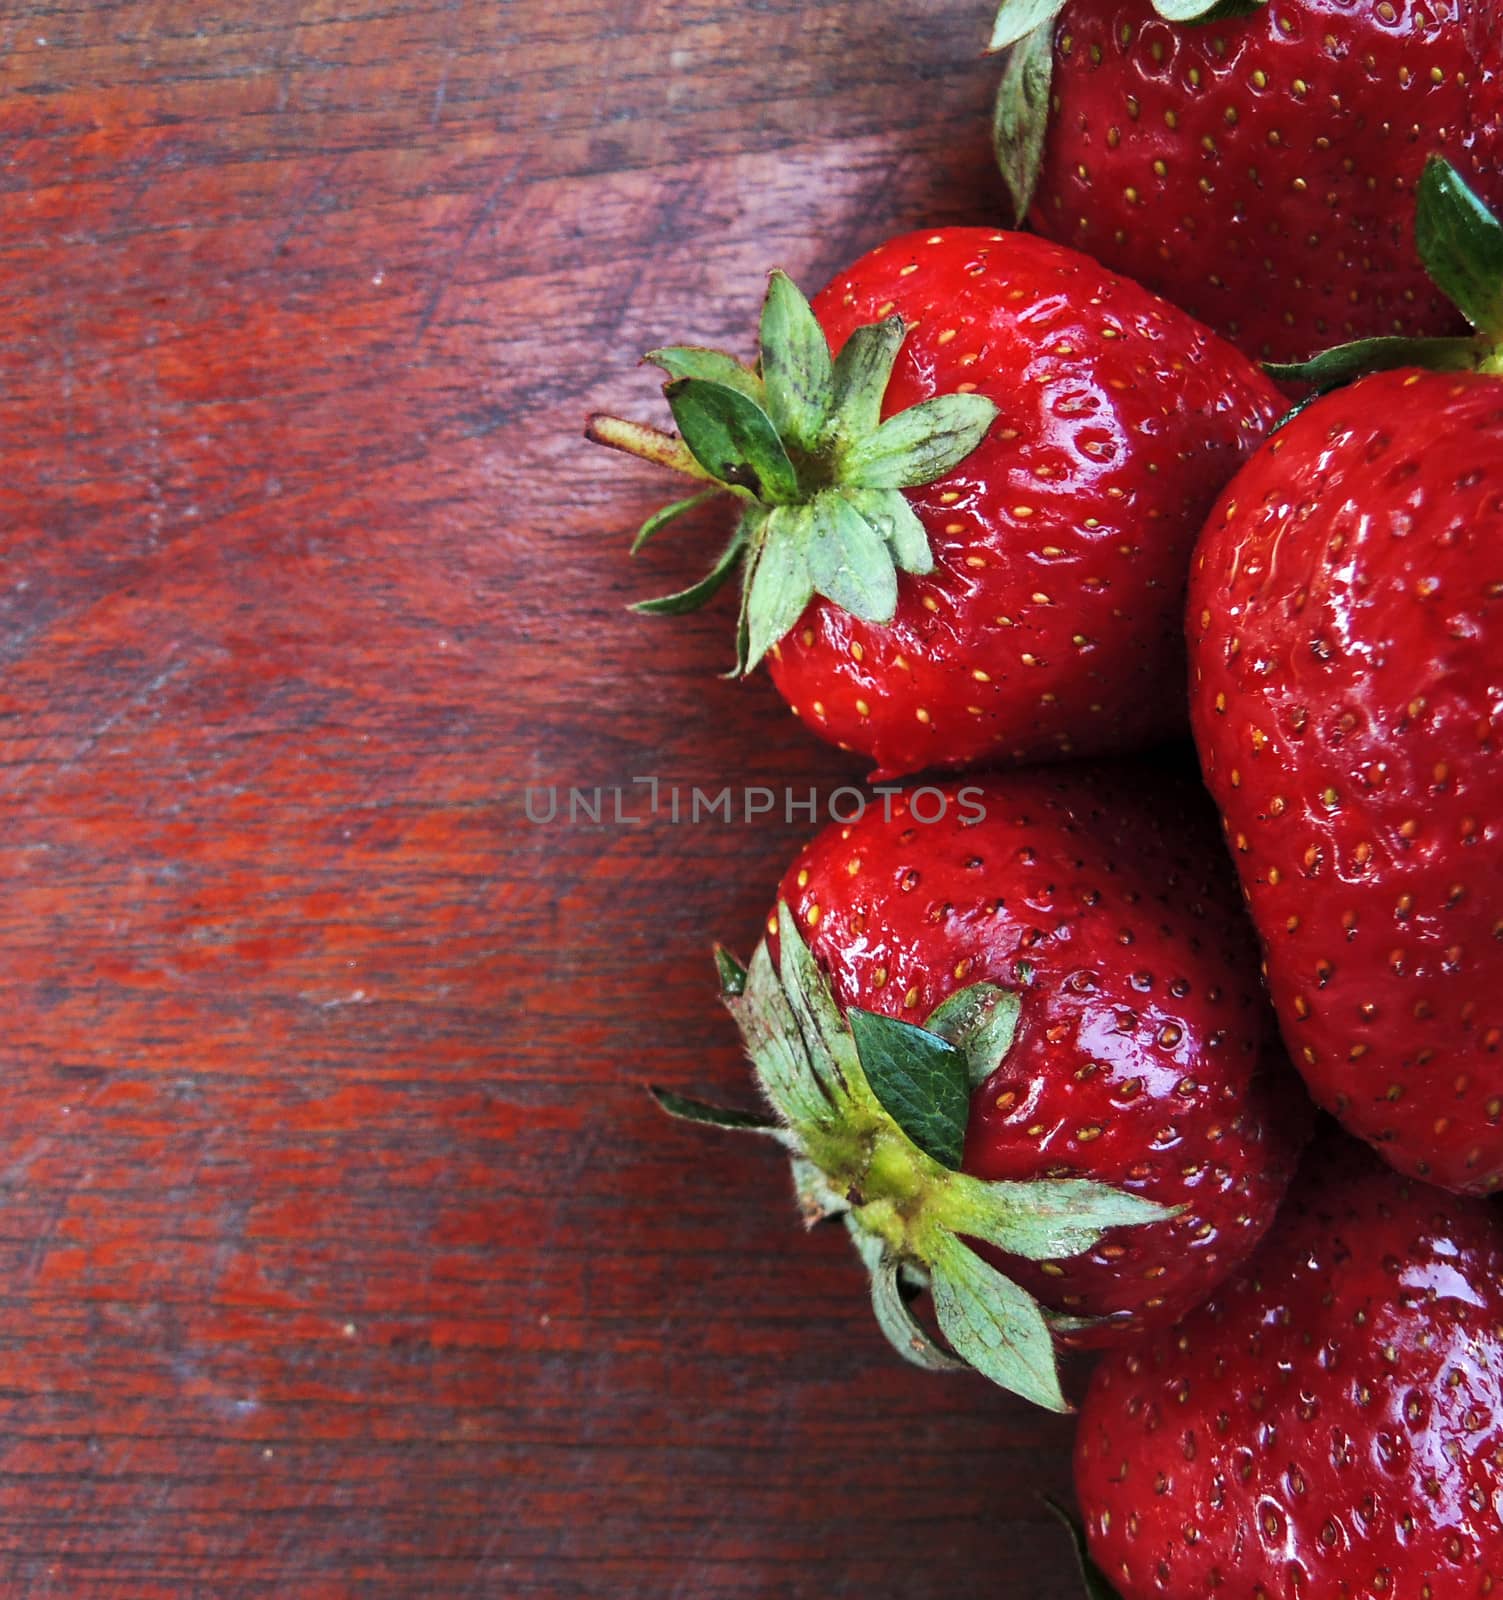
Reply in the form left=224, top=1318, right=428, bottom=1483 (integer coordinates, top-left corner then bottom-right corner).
left=0, top=2, right=1079, bottom=1592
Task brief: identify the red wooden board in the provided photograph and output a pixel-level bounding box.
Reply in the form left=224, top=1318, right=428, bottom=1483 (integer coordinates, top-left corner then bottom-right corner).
left=0, top=2, right=1081, bottom=1593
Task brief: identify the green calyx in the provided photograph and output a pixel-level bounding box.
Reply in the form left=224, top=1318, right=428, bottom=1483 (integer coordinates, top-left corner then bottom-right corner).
left=650, top=907, right=1174, bottom=1411
left=586, top=272, right=1000, bottom=674
left=1269, top=157, right=1503, bottom=395
left=989, top=0, right=1267, bottom=224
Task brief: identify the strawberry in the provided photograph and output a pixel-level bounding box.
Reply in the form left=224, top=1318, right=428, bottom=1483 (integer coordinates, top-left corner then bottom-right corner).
left=590, top=228, right=1279, bottom=778
left=989, top=0, right=1503, bottom=368
left=1074, top=1134, right=1503, bottom=1599
left=1188, top=159, right=1503, bottom=1193
left=655, top=764, right=1306, bottom=1410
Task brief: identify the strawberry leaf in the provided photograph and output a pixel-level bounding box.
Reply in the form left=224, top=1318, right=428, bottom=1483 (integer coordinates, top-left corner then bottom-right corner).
left=924, top=982, right=1021, bottom=1086
left=759, top=271, right=835, bottom=451
left=630, top=487, right=723, bottom=554
left=775, top=903, right=867, bottom=1111
left=806, top=491, right=899, bottom=623
left=1265, top=334, right=1478, bottom=396
left=646, top=345, right=766, bottom=403
left=847, top=1008, right=970, bottom=1170
left=727, top=516, right=764, bottom=678
left=928, top=1231, right=1068, bottom=1412
left=714, top=945, right=748, bottom=997
left=1152, top=0, right=1264, bottom=19
left=840, top=486, right=934, bottom=577
left=631, top=524, right=749, bottom=616
left=869, top=1252, right=969, bottom=1373
left=993, top=20, right=1055, bottom=226
left=940, top=1173, right=1176, bottom=1260
left=1416, top=156, right=1503, bottom=343
left=987, top=0, right=1066, bottom=53
left=649, top=1086, right=787, bottom=1138
left=726, top=941, right=834, bottom=1132
left=743, top=510, right=814, bottom=671
left=1045, top=1500, right=1122, bottom=1600
left=828, top=315, right=906, bottom=440
left=841, top=393, right=1000, bottom=489
left=666, top=378, right=799, bottom=503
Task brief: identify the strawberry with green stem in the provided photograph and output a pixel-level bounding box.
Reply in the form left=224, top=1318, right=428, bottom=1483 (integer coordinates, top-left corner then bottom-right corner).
left=990, top=0, right=1503, bottom=368
left=655, top=767, right=1306, bottom=1408
left=591, top=228, right=1279, bottom=777
left=1188, top=158, right=1503, bottom=1194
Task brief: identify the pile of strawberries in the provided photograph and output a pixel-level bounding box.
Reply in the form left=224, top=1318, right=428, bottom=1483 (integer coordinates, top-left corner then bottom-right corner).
left=592, top=4, right=1503, bottom=1595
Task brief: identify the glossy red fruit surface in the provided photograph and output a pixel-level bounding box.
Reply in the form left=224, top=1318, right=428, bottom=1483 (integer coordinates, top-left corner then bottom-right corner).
left=769, top=764, right=1306, bottom=1345
left=767, top=228, right=1281, bottom=778
left=1026, top=0, right=1503, bottom=366
left=1188, top=368, right=1503, bottom=1194
left=1076, top=1136, right=1503, bottom=1599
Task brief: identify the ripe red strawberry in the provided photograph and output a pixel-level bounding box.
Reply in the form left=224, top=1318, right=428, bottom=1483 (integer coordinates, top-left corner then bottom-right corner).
left=590, top=228, right=1279, bottom=777
left=1188, top=159, right=1503, bottom=1193
left=990, top=0, right=1503, bottom=367
left=1074, top=1135, right=1503, bottom=1599
left=656, top=765, right=1306, bottom=1409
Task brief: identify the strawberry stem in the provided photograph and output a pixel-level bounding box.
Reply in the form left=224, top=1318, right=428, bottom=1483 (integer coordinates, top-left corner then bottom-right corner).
left=584, top=412, right=718, bottom=483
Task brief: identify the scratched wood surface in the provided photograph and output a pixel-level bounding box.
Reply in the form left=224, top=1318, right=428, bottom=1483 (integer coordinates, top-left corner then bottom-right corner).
left=0, top=2, right=1083, bottom=1594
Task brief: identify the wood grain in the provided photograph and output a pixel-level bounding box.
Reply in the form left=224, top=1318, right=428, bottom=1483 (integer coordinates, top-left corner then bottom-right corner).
left=0, top=2, right=1082, bottom=1593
